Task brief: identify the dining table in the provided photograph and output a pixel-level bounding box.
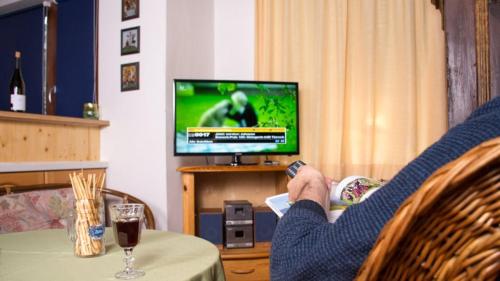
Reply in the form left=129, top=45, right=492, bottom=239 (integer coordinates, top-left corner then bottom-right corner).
left=0, top=228, right=226, bottom=281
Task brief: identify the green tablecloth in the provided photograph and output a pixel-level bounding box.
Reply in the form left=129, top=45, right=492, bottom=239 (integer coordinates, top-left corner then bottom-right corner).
left=0, top=229, right=225, bottom=281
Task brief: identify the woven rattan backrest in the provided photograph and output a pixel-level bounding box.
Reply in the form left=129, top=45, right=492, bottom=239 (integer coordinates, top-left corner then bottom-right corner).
left=102, top=188, right=156, bottom=230
left=357, top=137, right=500, bottom=281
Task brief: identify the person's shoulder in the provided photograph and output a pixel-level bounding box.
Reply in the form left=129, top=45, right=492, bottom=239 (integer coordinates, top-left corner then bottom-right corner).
left=466, top=97, right=500, bottom=121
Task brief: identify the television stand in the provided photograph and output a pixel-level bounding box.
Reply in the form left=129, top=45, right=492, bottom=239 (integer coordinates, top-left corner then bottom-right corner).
left=217, top=154, right=257, bottom=166
left=176, top=164, right=289, bottom=280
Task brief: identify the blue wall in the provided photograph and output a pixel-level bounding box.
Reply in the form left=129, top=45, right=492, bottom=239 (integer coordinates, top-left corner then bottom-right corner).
left=56, top=0, right=95, bottom=117
left=0, top=6, right=43, bottom=113
left=0, top=0, right=95, bottom=117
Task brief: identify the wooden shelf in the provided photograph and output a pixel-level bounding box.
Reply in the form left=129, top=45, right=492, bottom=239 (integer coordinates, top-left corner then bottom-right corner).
left=0, top=111, right=109, bottom=128
left=177, top=165, right=288, bottom=173
left=179, top=165, right=281, bottom=280
left=178, top=165, right=288, bottom=233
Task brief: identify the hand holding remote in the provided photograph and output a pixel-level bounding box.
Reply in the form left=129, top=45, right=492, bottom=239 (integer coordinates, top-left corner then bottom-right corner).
left=285, top=161, right=331, bottom=211
left=266, top=161, right=382, bottom=221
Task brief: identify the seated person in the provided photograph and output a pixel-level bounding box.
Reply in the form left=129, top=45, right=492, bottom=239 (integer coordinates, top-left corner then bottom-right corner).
left=227, top=91, right=258, bottom=127
left=197, top=100, right=232, bottom=127
left=271, top=97, right=500, bottom=281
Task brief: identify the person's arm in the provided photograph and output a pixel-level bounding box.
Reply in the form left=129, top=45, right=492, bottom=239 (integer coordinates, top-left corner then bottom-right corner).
left=271, top=97, right=500, bottom=281
left=271, top=166, right=380, bottom=281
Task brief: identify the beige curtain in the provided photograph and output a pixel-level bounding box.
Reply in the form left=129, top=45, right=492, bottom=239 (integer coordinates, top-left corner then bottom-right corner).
left=256, top=0, right=447, bottom=180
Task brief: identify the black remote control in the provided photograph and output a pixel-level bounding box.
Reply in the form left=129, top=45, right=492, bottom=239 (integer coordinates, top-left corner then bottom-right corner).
left=285, top=160, right=306, bottom=178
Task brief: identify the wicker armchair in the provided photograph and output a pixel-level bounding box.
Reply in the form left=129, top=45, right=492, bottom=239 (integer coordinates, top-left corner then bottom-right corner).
left=102, top=187, right=156, bottom=229
left=357, top=137, right=500, bottom=281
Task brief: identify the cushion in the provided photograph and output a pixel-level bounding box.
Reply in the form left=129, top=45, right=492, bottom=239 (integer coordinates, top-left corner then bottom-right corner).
left=0, top=188, right=74, bottom=234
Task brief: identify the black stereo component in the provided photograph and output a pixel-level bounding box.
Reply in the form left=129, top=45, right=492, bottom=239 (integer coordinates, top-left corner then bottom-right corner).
left=224, top=200, right=253, bottom=225
left=225, top=224, right=254, bottom=248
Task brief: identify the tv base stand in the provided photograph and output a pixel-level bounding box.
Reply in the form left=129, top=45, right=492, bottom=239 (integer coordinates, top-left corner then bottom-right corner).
left=214, top=154, right=257, bottom=166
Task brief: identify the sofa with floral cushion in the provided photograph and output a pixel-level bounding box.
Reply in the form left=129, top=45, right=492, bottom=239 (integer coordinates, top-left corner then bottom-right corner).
left=0, top=185, right=156, bottom=233
left=0, top=188, right=74, bottom=234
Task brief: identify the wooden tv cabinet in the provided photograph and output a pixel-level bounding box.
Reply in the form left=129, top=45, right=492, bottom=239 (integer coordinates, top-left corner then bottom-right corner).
left=177, top=165, right=289, bottom=281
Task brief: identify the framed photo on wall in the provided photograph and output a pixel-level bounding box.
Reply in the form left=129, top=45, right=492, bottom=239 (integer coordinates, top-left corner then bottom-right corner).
left=122, top=0, right=139, bottom=21
left=121, top=26, right=140, bottom=55
left=121, top=62, right=140, bottom=91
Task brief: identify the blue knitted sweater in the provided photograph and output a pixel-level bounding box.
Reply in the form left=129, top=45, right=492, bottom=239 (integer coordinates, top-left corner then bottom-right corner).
left=270, top=97, right=500, bottom=281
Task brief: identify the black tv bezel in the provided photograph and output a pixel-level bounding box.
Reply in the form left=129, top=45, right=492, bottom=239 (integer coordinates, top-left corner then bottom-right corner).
left=173, top=78, right=300, bottom=157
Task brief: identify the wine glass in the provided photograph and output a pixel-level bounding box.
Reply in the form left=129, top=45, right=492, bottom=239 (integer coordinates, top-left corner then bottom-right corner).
left=109, top=203, right=145, bottom=279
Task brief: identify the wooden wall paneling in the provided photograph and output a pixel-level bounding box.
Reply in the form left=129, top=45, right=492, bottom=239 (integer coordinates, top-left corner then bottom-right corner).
left=490, top=1, right=500, bottom=98
left=0, top=121, right=100, bottom=161
left=444, top=0, right=478, bottom=127
left=0, top=172, right=45, bottom=186
left=0, top=169, right=105, bottom=187
left=44, top=168, right=105, bottom=184
left=0, top=121, right=46, bottom=161
left=51, top=125, right=92, bottom=161
left=88, top=128, right=101, bottom=160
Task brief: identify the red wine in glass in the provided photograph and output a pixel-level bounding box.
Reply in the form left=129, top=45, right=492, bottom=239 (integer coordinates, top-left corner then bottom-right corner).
left=110, top=204, right=145, bottom=279
left=113, top=218, right=141, bottom=248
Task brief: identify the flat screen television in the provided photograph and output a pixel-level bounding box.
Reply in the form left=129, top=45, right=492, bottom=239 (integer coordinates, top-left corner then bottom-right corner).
left=174, top=79, right=299, bottom=165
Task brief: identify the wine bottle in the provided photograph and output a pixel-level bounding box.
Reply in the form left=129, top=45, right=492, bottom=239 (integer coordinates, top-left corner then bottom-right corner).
left=9, top=51, right=26, bottom=112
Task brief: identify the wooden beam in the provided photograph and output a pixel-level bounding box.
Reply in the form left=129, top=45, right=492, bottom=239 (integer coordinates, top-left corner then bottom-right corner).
left=444, top=0, right=478, bottom=127
left=46, top=3, right=57, bottom=115
left=489, top=0, right=500, bottom=98
left=181, top=173, right=195, bottom=235
left=475, top=0, right=491, bottom=106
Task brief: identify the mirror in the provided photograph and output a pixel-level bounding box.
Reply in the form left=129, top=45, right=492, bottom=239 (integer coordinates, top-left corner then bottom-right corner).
left=0, top=0, right=97, bottom=117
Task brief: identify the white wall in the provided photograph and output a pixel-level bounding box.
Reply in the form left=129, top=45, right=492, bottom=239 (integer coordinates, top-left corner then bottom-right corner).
left=99, top=0, right=168, bottom=229
left=166, top=0, right=215, bottom=232
left=214, top=0, right=255, bottom=80
left=165, top=0, right=255, bottom=232
left=99, top=0, right=254, bottom=232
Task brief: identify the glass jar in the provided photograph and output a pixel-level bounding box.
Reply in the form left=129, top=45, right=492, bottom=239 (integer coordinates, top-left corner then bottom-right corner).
left=68, top=196, right=106, bottom=257
left=83, top=102, right=99, bottom=119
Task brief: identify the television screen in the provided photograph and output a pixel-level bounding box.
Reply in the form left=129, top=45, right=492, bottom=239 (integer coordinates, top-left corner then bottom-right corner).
left=174, top=79, right=299, bottom=156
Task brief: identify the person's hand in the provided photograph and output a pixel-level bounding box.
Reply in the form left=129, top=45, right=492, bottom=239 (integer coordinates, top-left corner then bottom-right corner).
left=287, top=165, right=331, bottom=213
left=326, top=176, right=338, bottom=194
